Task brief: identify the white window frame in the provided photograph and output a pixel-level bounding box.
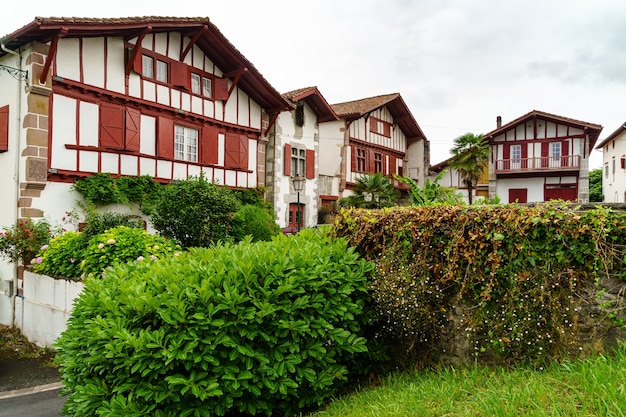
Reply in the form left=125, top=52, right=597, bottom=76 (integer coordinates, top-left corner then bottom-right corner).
left=142, top=55, right=154, bottom=78
left=191, top=73, right=201, bottom=94
left=291, top=146, right=306, bottom=177
left=202, top=77, right=212, bottom=98
left=549, top=142, right=561, bottom=167
left=156, top=60, right=168, bottom=83
left=174, top=125, right=199, bottom=163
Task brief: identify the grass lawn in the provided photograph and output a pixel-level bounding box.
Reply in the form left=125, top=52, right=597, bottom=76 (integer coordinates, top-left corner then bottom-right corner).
left=310, top=343, right=626, bottom=417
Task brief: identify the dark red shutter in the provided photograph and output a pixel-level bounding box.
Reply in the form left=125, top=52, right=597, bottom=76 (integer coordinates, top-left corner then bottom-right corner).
left=224, top=133, right=238, bottom=168
left=541, top=142, right=549, bottom=168
left=171, top=61, right=191, bottom=90
left=125, top=108, right=141, bottom=152
left=305, top=149, right=315, bottom=179
left=368, top=150, right=375, bottom=173
left=100, top=103, right=125, bottom=150
left=562, top=140, right=570, bottom=167
left=369, top=118, right=377, bottom=134
left=214, top=77, right=229, bottom=101
left=238, top=135, right=249, bottom=169
left=0, top=105, right=8, bottom=152
left=351, top=147, right=357, bottom=172
left=201, top=125, right=219, bottom=165
left=389, top=156, right=396, bottom=176
left=383, top=122, right=391, bottom=137
left=157, top=117, right=174, bottom=159
left=132, top=50, right=142, bottom=74
left=284, top=143, right=292, bottom=176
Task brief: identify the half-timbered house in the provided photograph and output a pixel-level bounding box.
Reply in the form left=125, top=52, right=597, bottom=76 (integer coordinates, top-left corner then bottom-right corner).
left=484, top=110, right=602, bottom=203
left=0, top=16, right=289, bottom=324
left=595, top=121, right=626, bottom=202
left=318, top=93, right=429, bottom=203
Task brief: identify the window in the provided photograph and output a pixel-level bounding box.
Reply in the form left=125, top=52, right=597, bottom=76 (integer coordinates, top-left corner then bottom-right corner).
left=511, top=145, right=521, bottom=162
left=174, top=125, right=198, bottom=162
left=142, top=55, right=154, bottom=78
left=295, top=103, right=304, bottom=127
left=374, top=152, right=383, bottom=173
left=291, top=147, right=306, bottom=176
left=156, top=60, right=168, bottom=83
left=356, top=148, right=366, bottom=172
left=549, top=142, right=561, bottom=167
left=370, top=117, right=392, bottom=137
left=191, top=73, right=213, bottom=98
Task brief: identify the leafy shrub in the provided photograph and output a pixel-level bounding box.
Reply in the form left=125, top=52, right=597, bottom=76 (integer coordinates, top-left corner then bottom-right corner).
left=32, top=232, right=84, bottom=279
left=332, top=203, right=626, bottom=365
left=232, top=204, right=280, bottom=242
left=55, top=230, right=374, bottom=417
left=0, top=218, right=53, bottom=265
left=72, top=173, right=160, bottom=212
left=150, top=175, right=241, bottom=247
left=79, top=226, right=181, bottom=278
left=80, top=210, right=145, bottom=246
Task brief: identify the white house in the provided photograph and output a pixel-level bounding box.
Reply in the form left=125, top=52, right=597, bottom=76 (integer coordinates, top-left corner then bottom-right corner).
left=0, top=16, right=290, bottom=326
left=265, top=87, right=338, bottom=232
left=595, top=122, right=626, bottom=202
left=484, top=110, right=602, bottom=203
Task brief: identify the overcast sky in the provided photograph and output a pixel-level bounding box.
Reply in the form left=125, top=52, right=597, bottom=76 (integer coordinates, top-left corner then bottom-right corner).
left=2, top=0, right=625, bottom=169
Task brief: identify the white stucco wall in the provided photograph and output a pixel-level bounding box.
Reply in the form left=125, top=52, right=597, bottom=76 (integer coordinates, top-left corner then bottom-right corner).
left=601, top=131, right=626, bottom=203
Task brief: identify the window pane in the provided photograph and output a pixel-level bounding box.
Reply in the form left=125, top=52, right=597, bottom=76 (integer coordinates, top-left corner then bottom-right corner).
left=174, top=126, right=185, bottom=160
left=191, top=74, right=201, bottom=94
left=202, top=77, right=212, bottom=98
left=188, top=129, right=198, bottom=162
left=156, top=60, right=168, bottom=82
left=142, top=55, right=154, bottom=78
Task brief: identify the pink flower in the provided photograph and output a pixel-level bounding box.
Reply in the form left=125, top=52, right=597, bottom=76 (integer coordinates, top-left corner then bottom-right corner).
left=136, top=256, right=144, bottom=262
left=35, top=257, right=43, bottom=264
left=150, top=255, right=157, bottom=261
left=40, top=244, right=49, bottom=250
left=106, top=239, right=116, bottom=245
left=97, top=243, right=105, bottom=249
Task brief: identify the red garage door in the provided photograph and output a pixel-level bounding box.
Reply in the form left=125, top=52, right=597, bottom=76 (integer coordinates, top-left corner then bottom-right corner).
left=508, top=188, right=528, bottom=203
left=544, top=184, right=577, bottom=202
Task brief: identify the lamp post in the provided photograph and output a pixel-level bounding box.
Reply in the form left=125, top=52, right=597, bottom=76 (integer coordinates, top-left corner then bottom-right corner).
left=291, top=174, right=305, bottom=232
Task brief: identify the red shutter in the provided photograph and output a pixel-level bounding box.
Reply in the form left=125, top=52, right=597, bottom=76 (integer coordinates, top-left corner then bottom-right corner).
left=125, top=108, right=141, bottom=152
left=284, top=143, right=292, bottom=176
left=171, top=61, right=191, bottom=90
left=100, top=103, right=125, bottom=150
left=238, top=135, right=249, bottom=169
left=214, top=77, right=229, bottom=101
left=351, top=147, right=357, bottom=172
left=562, top=140, right=569, bottom=156
left=389, top=156, right=396, bottom=176
left=201, top=125, right=219, bottom=165
left=224, top=133, right=238, bottom=168
left=132, top=50, right=142, bottom=74
left=383, top=122, right=391, bottom=137
left=541, top=142, right=549, bottom=168
left=503, top=144, right=511, bottom=160
left=305, top=149, right=315, bottom=179
left=0, top=105, right=8, bottom=152
left=368, top=150, right=375, bottom=173
left=369, top=118, right=377, bottom=134
left=157, top=117, right=174, bottom=159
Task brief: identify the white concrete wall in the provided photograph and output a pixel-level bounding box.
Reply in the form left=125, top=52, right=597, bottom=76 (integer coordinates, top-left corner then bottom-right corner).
left=15, top=271, right=84, bottom=348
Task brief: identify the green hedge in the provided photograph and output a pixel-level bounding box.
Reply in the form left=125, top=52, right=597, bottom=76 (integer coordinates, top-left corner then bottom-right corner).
left=55, top=229, right=374, bottom=416
left=331, top=203, right=626, bottom=365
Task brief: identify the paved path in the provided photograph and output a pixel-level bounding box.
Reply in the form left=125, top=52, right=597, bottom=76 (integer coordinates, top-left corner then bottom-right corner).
left=0, top=383, right=65, bottom=417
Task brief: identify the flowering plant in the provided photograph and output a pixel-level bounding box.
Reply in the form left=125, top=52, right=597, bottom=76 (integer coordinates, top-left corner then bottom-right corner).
left=0, top=218, right=53, bottom=265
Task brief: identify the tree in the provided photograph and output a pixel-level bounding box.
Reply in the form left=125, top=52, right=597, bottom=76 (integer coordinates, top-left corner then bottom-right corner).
left=589, top=168, right=603, bottom=202
left=340, top=173, right=400, bottom=209
left=394, top=171, right=462, bottom=206
left=150, top=174, right=241, bottom=247
left=449, top=132, right=489, bottom=204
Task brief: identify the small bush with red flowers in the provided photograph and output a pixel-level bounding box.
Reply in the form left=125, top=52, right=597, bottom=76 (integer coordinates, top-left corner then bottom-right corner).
left=0, top=218, right=54, bottom=265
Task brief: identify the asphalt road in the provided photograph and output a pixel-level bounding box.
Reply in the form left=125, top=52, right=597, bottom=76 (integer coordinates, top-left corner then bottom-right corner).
left=0, top=386, right=65, bottom=417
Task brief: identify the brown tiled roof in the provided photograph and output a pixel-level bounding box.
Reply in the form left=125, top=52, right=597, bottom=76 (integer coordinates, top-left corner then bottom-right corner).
left=331, top=93, right=427, bottom=142
left=331, top=93, right=400, bottom=118
left=281, top=86, right=338, bottom=122
left=484, top=109, right=603, bottom=147
left=1, top=16, right=290, bottom=113
left=595, top=121, right=626, bottom=149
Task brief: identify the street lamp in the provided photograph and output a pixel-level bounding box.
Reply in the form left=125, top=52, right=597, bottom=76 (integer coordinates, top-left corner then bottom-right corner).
left=291, top=174, right=305, bottom=232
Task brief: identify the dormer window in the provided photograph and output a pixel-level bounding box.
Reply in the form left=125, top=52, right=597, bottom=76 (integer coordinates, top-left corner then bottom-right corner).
left=191, top=73, right=213, bottom=98
left=142, top=54, right=168, bottom=83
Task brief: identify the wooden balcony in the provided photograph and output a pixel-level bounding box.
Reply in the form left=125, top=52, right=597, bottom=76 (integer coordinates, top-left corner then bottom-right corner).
left=494, top=155, right=580, bottom=174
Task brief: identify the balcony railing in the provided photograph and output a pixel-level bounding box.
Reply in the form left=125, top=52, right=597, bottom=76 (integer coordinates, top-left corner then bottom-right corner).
left=495, top=155, right=580, bottom=174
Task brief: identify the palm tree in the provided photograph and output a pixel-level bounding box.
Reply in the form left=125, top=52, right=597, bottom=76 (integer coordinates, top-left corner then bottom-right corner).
left=343, top=173, right=399, bottom=209
left=449, top=133, right=489, bottom=204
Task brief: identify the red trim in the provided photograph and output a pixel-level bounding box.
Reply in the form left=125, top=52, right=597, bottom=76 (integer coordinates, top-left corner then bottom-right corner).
left=0, top=105, right=8, bottom=152
left=284, top=143, right=292, bottom=176
left=305, top=149, right=315, bottom=179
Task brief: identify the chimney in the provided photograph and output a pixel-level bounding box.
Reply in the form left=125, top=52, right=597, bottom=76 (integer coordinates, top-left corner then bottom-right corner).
left=496, top=115, right=502, bottom=129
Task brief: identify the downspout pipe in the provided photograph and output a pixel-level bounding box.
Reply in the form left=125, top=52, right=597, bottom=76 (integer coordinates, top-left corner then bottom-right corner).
left=1, top=42, right=24, bottom=328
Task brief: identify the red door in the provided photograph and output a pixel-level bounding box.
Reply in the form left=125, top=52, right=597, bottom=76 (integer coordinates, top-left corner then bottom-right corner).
left=508, top=188, right=528, bottom=203
left=544, top=184, right=577, bottom=201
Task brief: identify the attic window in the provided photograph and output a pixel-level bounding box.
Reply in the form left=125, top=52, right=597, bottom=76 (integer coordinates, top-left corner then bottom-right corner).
left=142, top=54, right=168, bottom=83
left=295, top=103, right=304, bottom=127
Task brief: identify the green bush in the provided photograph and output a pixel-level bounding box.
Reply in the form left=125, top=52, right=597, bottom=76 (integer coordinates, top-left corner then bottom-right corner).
left=0, top=217, right=53, bottom=265
left=72, top=173, right=160, bottom=212
left=232, top=204, right=280, bottom=242
left=150, top=175, right=241, bottom=247
left=33, top=232, right=84, bottom=279
left=79, top=226, right=181, bottom=278
left=80, top=210, right=145, bottom=247
left=55, top=230, right=374, bottom=417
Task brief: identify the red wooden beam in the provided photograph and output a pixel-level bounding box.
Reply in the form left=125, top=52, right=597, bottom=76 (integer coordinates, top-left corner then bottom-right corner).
left=125, top=27, right=151, bottom=77
left=180, top=25, right=208, bottom=62
left=39, top=28, right=68, bottom=84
